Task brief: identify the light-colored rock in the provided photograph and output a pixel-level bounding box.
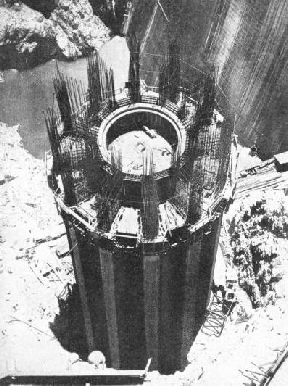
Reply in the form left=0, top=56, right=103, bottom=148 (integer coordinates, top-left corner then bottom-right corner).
left=0, top=0, right=111, bottom=68
left=51, top=0, right=110, bottom=59
left=68, top=352, right=80, bottom=365
left=0, top=3, right=57, bottom=68
left=88, top=350, right=106, bottom=369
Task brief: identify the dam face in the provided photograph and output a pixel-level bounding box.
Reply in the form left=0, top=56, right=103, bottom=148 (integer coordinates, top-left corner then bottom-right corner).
left=129, top=0, right=288, bottom=158
left=46, top=38, right=236, bottom=373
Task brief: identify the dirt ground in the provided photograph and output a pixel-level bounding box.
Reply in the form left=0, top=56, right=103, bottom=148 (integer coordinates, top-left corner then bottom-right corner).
left=1, top=123, right=288, bottom=384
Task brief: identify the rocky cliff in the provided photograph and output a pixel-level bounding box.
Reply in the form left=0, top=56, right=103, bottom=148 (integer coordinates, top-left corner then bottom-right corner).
left=0, top=2, right=57, bottom=69
left=50, top=0, right=110, bottom=59
left=0, top=0, right=111, bottom=69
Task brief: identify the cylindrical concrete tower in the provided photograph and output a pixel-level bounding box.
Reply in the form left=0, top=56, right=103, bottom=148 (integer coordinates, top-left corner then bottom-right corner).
left=46, top=46, right=236, bottom=374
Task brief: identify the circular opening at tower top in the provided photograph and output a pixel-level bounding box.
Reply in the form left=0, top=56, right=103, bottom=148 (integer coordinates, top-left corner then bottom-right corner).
left=98, top=105, right=185, bottom=175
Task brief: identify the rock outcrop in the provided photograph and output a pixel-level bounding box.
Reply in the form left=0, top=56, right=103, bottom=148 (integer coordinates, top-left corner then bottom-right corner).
left=51, top=0, right=110, bottom=59
left=0, top=0, right=111, bottom=70
left=0, top=2, right=57, bottom=69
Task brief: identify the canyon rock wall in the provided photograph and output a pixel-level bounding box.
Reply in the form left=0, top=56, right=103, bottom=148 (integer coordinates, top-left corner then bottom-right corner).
left=50, top=0, right=110, bottom=59
left=0, top=2, right=57, bottom=69
left=0, top=0, right=111, bottom=69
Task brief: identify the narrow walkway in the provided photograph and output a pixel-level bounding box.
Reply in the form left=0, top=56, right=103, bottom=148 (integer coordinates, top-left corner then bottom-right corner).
left=235, top=160, right=288, bottom=199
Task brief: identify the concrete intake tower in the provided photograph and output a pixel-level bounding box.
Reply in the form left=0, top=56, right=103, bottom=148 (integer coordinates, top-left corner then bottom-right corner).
left=46, top=40, right=237, bottom=374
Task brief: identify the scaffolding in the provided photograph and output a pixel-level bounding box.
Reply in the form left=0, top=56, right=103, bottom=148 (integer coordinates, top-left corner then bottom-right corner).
left=46, top=44, right=234, bottom=239
left=158, top=40, right=181, bottom=105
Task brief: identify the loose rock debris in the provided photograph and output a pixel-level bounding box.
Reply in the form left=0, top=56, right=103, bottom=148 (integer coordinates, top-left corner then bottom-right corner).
left=0, top=123, right=75, bottom=374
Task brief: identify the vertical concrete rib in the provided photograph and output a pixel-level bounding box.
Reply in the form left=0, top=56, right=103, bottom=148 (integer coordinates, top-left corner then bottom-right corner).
left=99, top=248, right=120, bottom=369
left=143, top=254, right=160, bottom=370
left=181, top=232, right=203, bottom=367
left=207, top=215, right=223, bottom=308
left=159, top=250, right=173, bottom=373
left=67, top=225, right=95, bottom=353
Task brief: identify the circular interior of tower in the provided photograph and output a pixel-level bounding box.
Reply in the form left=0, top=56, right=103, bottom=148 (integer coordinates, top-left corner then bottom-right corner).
left=47, top=56, right=234, bottom=246
left=97, top=104, right=185, bottom=176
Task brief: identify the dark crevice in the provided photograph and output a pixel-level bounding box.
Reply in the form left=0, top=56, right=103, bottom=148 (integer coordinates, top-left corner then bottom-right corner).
left=50, top=283, right=89, bottom=359
left=21, top=0, right=58, bottom=18
left=89, top=0, right=128, bottom=34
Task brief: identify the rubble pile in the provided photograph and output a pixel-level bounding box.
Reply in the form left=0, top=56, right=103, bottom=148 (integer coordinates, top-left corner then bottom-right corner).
left=228, top=191, right=288, bottom=308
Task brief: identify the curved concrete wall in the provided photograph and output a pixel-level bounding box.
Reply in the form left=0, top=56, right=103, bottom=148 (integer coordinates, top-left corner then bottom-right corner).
left=65, top=215, right=222, bottom=374
left=129, top=0, right=288, bottom=158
